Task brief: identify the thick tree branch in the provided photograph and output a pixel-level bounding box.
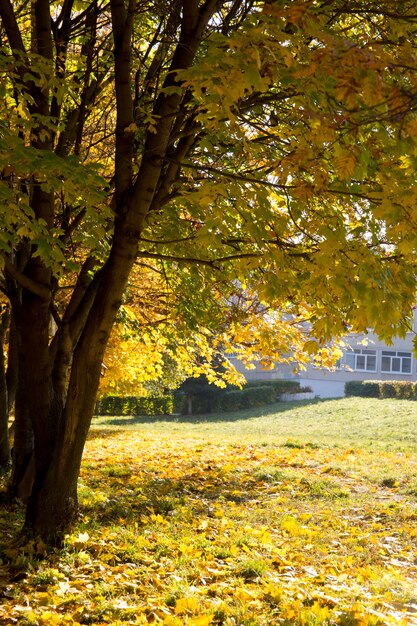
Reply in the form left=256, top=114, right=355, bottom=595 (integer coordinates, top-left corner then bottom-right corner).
left=110, top=0, right=136, bottom=204
left=34, top=0, right=53, bottom=60
left=3, top=257, right=51, bottom=300
left=0, top=0, right=25, bottom=53
left=129, top=0, right=221, bottom=224
left=138, top=250, right=261, bottom=267
left=50, top=0, right=76, bottom=124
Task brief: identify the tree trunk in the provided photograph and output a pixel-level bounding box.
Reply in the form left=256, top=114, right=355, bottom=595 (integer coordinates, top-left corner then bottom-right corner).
left=24, top=410, right=80, bottom=540
left=6, top=296, right=33, bottom=498
left=0, top=306, right=11, bottom=468
left=22, top=251, right=133, bottom=542
left=23, top=355, right=99, bottom=540
left=6, top=313, right=19, bottom=414
left=9, top=250, right=54, bottom=503
left=8, top=382, right=34, bottom=500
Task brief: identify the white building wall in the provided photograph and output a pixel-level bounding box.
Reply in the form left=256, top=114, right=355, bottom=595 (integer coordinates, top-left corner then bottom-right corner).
left=298, top=378, right=345, bottom=399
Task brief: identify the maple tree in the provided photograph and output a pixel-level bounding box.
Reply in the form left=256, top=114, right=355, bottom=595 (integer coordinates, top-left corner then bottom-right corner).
left=1, top=0, right=417, bottom=541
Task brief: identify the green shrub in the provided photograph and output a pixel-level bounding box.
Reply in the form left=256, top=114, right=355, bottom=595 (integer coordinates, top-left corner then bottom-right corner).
left=272, top=380, right=302, bottom=394
left=246, top=379, right=301, bottom=395
left=345, top=381, right=380, bottom=398
left=400, top=381, right=417, bottom=399
left=188, top=385, right=278, bottom=413
left=178, top=379, right=281, bottom=414
left=380, top=382, right=396, bottom=399
left=239, top=385, right=276, bottom=408
left=186, top=387, right=225, bottom=414
left=173, top=391, right=186, bottom=413
left=219, top=390, right=245, bottom=412
left=345, top=380, right=417, bottom=400
left=96, top=394, right=173, bottom=416
left=391, top=381, right=417, bottom=399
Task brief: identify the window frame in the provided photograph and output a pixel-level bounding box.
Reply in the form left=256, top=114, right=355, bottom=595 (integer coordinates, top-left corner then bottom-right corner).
left=344, top=348, right=377, bottom=372
left=381, top=350, right=412, bottom=375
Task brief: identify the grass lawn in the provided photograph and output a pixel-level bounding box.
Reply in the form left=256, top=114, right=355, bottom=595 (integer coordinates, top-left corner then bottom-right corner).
left=1, top=397, right=417, bottom=625
left=92, top=396, right=417, bottom=451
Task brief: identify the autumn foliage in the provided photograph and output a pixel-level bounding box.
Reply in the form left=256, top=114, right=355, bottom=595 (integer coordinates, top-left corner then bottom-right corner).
left=3, top=0, right=417, bottom=540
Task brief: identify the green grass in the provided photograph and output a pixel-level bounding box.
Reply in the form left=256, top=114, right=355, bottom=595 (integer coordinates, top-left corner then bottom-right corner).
left=92, top=396, right=417, bottom=451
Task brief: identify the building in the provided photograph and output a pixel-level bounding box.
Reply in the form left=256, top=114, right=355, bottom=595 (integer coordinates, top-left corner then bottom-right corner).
left=229, top=311, right=417, bottom=399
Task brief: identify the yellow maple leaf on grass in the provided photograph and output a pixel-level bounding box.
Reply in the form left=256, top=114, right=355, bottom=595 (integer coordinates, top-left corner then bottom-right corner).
left=189, top=616, right=213, bottom=626
left=164, top=616, right=213, bottom=626
left=175, top=596, right=200, bottom=615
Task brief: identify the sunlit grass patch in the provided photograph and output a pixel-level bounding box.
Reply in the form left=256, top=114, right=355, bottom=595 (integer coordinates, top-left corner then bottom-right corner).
left=369, top=568, right=417, bottom=605
left=105, top=463, right=133, bottom=478
left=299, top=477, right=351, bottom=499
left=236, top=557, right=269, bottom=580
left=253, top=465, right=287, bottom=484
left=91, top=397, right=417, bottom=452
left=283, top=439, right=321, bottom=450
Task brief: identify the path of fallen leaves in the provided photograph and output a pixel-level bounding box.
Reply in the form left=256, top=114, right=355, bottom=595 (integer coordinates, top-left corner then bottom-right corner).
left=1, top=432, right=417, bottom=625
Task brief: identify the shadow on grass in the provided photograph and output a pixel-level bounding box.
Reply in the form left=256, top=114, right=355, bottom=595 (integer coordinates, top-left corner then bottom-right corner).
left=78, top=439, right=349, bottom=535
left=93, top=398, right=325, bottom=427
left=87, top=428, right=132, bottom=440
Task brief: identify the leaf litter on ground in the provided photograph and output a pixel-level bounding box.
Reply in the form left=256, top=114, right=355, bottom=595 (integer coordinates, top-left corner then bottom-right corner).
left=1, top=429, right=417, bottom=625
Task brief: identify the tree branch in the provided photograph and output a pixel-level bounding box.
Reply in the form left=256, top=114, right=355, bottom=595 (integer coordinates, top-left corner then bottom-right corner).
left=3, top=257, right=51, bottom=300
left=128, top=0, right=221, bottom=224
left=138, top=249, right=262, bottom=267
left=110, top=0, right=136, bottom=204
left=34, top=0, right=54, bottom=60
left=0, top=0, right=25, bottom=54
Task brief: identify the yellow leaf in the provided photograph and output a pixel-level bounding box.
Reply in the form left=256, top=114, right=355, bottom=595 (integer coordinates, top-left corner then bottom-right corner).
left=281, top=516, right=307, bottom=536
left=175, top=596, right=200, bottom=615
left=124, top=122, right=138, bottom=133
left=303, top=340, right=319, bottom=355
left=40, top=612, right=62, bottom=625
left=334, top=152, right=357, bottom=180
left=163, top=618, right=183, bottom=626
left=36, top=538, right=47, bottom=556
left=189, top=616, right=213, bottom=626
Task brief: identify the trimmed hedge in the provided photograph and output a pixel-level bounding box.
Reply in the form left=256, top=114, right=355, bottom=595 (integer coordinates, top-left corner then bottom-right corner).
left=177, top=378, right=305, bottom=414
left=246, top=379, right=301, bottom=394
left=345, top=380, right=417, bottom=400
left=184, top=384, right=277, bottom=414
left=182, top=387, right=224, bottom=415
left=96, top=394, right=173, bottom=416
left=96, top=379, right=308, bottom=416
left=392, top=381, right=417, bottom=399
left=345, top=381, right=380, bottom=398
left=224, top=385, right=276, bottom=410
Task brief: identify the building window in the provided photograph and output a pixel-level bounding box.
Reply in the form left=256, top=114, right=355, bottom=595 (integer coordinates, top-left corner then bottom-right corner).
left=345, top=348, right=377, bottom=372
left=381, top=350, right=412, bottom=374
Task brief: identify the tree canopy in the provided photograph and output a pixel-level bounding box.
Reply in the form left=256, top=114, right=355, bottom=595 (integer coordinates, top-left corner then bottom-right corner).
left=1, top=0, right=417, bottom=540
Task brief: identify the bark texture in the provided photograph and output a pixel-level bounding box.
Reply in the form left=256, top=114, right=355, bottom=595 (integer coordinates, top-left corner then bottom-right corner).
left=0, top=306, right=11, bottom=468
